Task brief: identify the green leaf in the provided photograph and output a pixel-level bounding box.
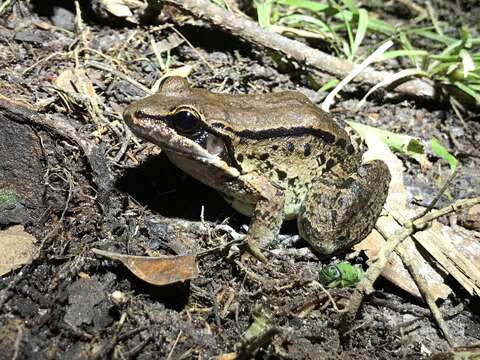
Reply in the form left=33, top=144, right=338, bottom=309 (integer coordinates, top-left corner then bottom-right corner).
left=429, top=138, right=458, bottom=172
left=346, top=120, right=428, bottom=165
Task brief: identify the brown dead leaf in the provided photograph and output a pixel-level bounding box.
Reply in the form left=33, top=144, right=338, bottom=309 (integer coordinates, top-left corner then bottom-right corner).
left=0, top=225, right=36, bottom=276
left=92, top=248, right=198, bottom=286
left=54, top=68, right=98, bottom=108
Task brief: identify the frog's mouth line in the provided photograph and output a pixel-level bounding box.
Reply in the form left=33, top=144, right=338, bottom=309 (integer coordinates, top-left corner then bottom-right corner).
left=132, top=123, right=220, bottom=164
left=125, top=112, right=236, bottom=167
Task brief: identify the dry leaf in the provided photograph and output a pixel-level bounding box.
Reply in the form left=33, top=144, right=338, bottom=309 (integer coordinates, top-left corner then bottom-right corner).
left=101, top=0, right=134, bottom=18
left=0, top=225, right=36, bottom=276
left=92, top=248, right=198, bottom=286
left=54, top=68, right=99, bottom=109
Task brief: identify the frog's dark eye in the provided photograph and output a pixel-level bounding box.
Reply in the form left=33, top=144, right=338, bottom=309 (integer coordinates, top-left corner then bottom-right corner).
left=171, top=111, right=201, bottom=134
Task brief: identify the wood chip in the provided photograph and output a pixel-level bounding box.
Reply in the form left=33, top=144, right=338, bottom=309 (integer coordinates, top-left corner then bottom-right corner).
left=0, top=225, right=36, bottom=276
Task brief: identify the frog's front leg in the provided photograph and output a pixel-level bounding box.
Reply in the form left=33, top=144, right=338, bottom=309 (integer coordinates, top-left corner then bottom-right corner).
left=298, top=160, right=390, bottom=255
left=227, top=173, right=285, bottom=262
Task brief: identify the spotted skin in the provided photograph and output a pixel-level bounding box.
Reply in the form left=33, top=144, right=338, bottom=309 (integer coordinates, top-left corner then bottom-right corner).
left=123, top=76, right=391, bottom=259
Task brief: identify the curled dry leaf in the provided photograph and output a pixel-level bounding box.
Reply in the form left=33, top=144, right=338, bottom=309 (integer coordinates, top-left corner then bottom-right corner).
left=0, top=225, right=36, bottom=276
left=101, top=0, right=134, bottom=19
left=92, top=248, right=198, bottom=286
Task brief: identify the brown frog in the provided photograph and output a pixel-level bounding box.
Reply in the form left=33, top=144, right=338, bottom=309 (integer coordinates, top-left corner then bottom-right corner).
left=123, top=77, right=390, bottom=261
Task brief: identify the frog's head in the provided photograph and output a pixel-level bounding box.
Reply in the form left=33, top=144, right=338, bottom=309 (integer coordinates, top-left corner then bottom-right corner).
left=123, top=76, right=231, bottom=164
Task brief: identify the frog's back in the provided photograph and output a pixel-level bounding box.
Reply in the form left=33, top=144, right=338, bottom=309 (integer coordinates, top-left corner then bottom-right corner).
left=209, top=90, right=358, bottom=219
left=193, top=88, right=349, bottom=140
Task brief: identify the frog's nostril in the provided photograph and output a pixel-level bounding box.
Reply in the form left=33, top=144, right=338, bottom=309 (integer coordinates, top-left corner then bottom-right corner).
left=123, top=106, right=136, bottom=123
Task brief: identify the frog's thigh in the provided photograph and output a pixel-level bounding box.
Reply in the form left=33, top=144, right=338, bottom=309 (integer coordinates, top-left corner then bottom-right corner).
left=236, top=173, right=285, bottom=247
left=298, top=160, right=390, bottom=255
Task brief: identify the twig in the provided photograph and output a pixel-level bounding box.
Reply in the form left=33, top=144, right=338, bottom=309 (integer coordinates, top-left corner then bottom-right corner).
left=12, top=322, right=23, bottom=360
left=88, top=61, right=152, bottom=95
left=413, top=169, right=457, bottom=220
left=395, top=239, right=455, bottom=347
left=318, top=283, right=347, bottom=313
left=169, top=26, right=216, bottom=73
left=166, top=330, right=182, bottom=360
left=340, top=196, right=480, bottom=339
left=162, top=0, right=436, bottom=101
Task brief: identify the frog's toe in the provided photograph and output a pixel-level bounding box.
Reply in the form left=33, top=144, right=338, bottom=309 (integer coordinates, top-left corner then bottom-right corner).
left=241, top=239, right=268, bottom=264
left=298, top=160, right=390, bottom=255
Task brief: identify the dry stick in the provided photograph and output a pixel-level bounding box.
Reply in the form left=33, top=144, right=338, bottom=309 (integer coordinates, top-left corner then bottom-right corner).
left=395, top=240, right=455, bottom=347
left=340, top=196, right=480, bottom=339
left=162, top=0, right=435, bottom=100
left=88, top=61, right=152, bottom=95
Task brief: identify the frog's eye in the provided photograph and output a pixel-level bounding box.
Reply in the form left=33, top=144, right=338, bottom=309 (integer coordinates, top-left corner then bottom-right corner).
left=171, top=111, right=201, bottom=134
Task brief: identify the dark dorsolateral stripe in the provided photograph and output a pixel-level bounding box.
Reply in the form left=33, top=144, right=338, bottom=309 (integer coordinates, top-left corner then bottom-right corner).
left=235, top=127, right=336, bottom=144
left=212, top=123, right=337, bottom=145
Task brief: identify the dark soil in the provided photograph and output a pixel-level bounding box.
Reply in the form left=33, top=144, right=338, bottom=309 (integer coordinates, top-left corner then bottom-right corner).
left=0, top=1, right=479, bottom=359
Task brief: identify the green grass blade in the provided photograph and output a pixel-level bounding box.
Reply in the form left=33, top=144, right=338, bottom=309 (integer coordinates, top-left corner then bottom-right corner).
left=460, top=49, right=475, bottom=77
left=318, top=78, right=340, bottom=92
left=341, top=0, right=356, bottom=13
left=453, top=81, right=480, bottom=102
left=381, top=50, right=428, bottom=60
left=351, top=8, right=368, bottom=61
left=275, top=0, right=330, bottom=12
left=255, top=0, right=272, bottom=29
left=429, top=138, right=458, bottom=172
left=277, top=14, right=331, bottom=32
left=408, top=28, right=457, bottom=45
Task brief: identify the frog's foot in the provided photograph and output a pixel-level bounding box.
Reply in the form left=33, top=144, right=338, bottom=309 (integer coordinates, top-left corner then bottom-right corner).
left=235, top=173, right=285, bottom=264
left=298, top=160, right=390, bottom=255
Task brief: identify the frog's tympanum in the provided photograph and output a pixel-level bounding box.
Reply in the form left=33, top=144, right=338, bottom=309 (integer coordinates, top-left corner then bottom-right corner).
left=123, top=77, right=390, bottom=261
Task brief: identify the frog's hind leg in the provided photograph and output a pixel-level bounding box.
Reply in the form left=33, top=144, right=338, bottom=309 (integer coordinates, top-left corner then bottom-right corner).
left=298, top=160, right=390, bottom=255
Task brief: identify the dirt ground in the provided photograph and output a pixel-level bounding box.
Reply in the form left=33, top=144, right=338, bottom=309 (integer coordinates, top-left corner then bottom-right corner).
left=0, top=1, right=479, bottom=359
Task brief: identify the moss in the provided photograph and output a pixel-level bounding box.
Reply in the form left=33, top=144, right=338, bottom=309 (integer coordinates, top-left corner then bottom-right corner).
left=0, top=188, right=17, bottom=206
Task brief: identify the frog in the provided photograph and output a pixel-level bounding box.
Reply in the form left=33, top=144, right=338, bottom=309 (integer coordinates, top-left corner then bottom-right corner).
left=123, top=76, right=391, bottom=261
